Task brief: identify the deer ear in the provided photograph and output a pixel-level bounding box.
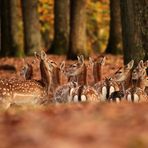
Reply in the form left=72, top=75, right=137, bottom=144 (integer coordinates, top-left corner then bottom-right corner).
left=89, top=57, right=94, bottom=65
left=60, top=61, right=65, bottom=71
left=127, top=60, right=134, bottom=69
left=100, top=56, right=106, bottom=65
left=138, top=60, right=144, bottom=69
left=80, top=55, right=84, bottom=62
left=40, top=50, right=47, bottom=60
left=144, top=60, right=148, bottom=68
left=77, top=55, right=84, bottom=64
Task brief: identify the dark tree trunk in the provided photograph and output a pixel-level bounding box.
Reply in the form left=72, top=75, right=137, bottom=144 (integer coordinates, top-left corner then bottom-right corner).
left=1, top=0, right=12, bottom=56
left=67, top=0, right=89, bottom=60
left=120, top=0, right=148, bottom=65
left=49, top=0, right=70, bottom=55
left=106, top=0, right=122, bottom=54
left=21, top=0, right=42, bottom=56
left=0, top=0, right=1, bottom=52
left=9, top=0, right=24, bottom=57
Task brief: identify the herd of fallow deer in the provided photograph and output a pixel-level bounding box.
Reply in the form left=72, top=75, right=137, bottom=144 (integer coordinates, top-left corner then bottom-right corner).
left=0, top=50, right=147, bottom=109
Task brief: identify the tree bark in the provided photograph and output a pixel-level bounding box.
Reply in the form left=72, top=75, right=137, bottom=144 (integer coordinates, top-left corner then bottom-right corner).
left=120, top=0, right=148, bottom=65
left=0, top=0, right=1, bottom=52
left=1, top=0, right=12, bottom=56
left=67, top=0, right=89, bottom=60
left=10, top=0, right=24, bottom=57
left=106, top=0, right=122, bottom=54
left=21, top=0, right=42, bottom=55
left=49, top=0, right=70, bottom=55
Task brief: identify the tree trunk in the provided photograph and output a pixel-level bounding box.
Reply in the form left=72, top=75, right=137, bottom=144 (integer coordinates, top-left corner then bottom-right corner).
left=120, top=0, right=148, bottom=65
left=49, top=0, right=70, bottom=55
left=10, top=0, right=24, bottom=57
left=21, top=0, right=42, bottom=56
left=0, top=0, right=1, bottom=52
left=1, top=0, right=12, bottom=56
left=67, top=0, right=89, bottom=60
left=106, top=0, right=122, bottom=54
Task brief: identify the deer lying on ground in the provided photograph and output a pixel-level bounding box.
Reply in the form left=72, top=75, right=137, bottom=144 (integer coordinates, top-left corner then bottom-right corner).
left=54, top=56, right=85, bottom=103
left=106, top=60, right=134, bottom=102
left=54, top=55, right=101, bottom=103
left=0, top=50, right=55, bottom=109
left=125, top=60, right=148, bottom=102
left=89, top=56, right=119, bottom=101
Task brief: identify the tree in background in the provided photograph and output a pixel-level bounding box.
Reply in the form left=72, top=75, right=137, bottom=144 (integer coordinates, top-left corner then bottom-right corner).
left=0, top=0, right=1, bottom=52
left=1, top=0, right=23, bottom=57
left=67, top=0, right=90, bottom=60
left=21, top=0, right=43, bottom=55
left=49, top=0, right=70, bottom=54
left=120, top=0, right=148, bottom=65
left=1, top=0, right=11, bottom=56
left=9, top=0, right=24, bottom=57
left=106, top=0, right=122, bottom=54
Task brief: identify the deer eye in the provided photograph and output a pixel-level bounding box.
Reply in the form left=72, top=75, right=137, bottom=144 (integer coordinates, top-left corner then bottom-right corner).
left=116, top=71, right=122, bottom=74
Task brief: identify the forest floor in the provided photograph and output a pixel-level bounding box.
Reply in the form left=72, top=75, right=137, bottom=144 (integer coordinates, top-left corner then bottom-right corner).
left=0, top=54, right=148, bottom=148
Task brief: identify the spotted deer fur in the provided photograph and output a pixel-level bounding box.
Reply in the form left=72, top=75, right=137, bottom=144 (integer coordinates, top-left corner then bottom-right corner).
left=0, top=50, right=53, bottom=109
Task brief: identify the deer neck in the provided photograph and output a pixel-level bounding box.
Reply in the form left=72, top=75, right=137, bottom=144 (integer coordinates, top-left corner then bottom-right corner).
left=78, top=64, right=87, bottom=85
left=139, top=77, right=147, bottom=91
left=93, top=63, right=102, bottom=83
left=40, top=60, right=51, bottom=93
left=124, top=70, right=132, bottom=89
left=26, top=65, right=33, bottom=80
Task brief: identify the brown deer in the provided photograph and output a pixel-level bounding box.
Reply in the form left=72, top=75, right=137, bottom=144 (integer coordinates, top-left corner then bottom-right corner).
left=20, top=59, right=34, bottom=80
left=125, top=60, right=148, bottom=102
left=89, top=55, right=106, bottom=83
left=54, top=55, right=101, bottom=103
left=35, top=51, right=61, bottom=93
left=60, top=55, right=87, bottom=85
left=0, top=50, right=53, bottom=109
left=112, top=60, right=134, bottom=94
left=71, top=85, right=101, bottom=103
left=89, top=56, right=119, bottom=101
left=54, top=56, right=86, bottom=104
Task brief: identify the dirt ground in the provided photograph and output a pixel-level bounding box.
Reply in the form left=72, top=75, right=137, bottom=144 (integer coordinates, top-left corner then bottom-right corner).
left=0, top=54, right=148, bottom=148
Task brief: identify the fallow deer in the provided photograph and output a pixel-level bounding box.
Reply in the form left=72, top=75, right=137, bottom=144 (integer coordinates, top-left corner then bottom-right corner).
left=112, top=60, right=134, bottom=94
left=35, top=51, right=61, bottom=93
left=0, top=50, right=52, bottom=109
left=89, top=56, right=119, bottom=101
left=54, top=81, right=78, bottom=103
left=125, top=60, right=148, bottom=102
left=71, top=85, right=101, bottom=103
left=54, top=55, right=101, bottom=103
left=20, top=59, right=34, bottom=80
left=60, top=55, right=86, bottom=85
left=107, top=60, right=134, bottom=102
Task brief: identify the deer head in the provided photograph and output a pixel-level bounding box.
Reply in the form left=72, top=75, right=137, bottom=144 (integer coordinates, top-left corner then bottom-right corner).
left=60, top=55, right=86, bottom=85
left=20, top=59, right=34, bottom=80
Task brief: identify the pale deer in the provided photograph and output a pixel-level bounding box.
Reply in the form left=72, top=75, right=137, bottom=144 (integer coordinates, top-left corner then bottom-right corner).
left=0, top=50, right=53, bottom=109
left=54, top=81, right=78, bottom=103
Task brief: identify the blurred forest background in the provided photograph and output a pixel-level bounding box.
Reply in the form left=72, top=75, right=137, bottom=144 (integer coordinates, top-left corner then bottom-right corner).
left=0, top=0, right=147, bottom=64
